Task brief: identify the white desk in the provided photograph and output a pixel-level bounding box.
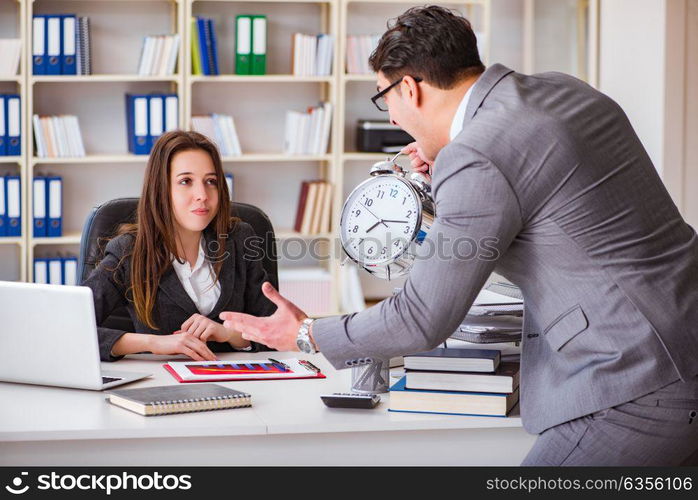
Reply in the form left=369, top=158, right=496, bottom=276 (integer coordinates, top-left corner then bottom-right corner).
left=0, top=352, right=536, bottom=466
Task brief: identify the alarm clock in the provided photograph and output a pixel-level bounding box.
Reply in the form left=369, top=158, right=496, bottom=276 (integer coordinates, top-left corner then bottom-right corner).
left=339, top=153, right=435, bottom=280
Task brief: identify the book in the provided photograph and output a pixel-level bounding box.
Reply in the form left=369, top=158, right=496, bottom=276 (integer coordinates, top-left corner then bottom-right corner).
left=293, top=181, right=310, bottom=232
left=389, top=376, right=519, bottom=417
left=406, top=361, right=520, bottom=393
left=106, top=384, right=251, bottom=416
left=404, top=347, right=500, bottom=373
left=164, top=358, right=326, bottom=383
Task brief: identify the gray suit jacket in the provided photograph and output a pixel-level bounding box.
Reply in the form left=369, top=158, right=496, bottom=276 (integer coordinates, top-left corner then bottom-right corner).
left=313, top=64, right=698, bottom=433
left=83, top=222, right=276, bottom=361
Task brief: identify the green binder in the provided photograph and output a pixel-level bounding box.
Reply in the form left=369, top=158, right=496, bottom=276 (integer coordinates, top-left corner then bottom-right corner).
left=191, top=17, right=202, bottom=75
left=235, top=15, right=252, bottom=75
left=251, top=15, right=267, bottom=75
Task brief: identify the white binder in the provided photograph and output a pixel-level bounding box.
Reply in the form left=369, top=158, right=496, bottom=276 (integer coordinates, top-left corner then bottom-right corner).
left=48, top=258, right=63, bottom=285
left=165, top=95, right=178, bottom=132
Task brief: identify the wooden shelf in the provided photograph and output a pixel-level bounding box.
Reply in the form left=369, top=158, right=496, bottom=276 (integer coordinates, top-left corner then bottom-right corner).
left=343, top=73, right=376, bottom=82
left=32, top=155, right=149, bottom=165
left=192, top=0, right=331, bottom=3
left=31, top=233, right=82, bottom=247
left=222, top=154, right=332, bottom=162
left=0, top=76, right=21, bottom=83
left=0, top=156, right=22, bottom=164
left=190, top=75, right=333, bottom=84
left=0, top=238, right=23, bottom=246
left=32, top=75, right=180, bottom=84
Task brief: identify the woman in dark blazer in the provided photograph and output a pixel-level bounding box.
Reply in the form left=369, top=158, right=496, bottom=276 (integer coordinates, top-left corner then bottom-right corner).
left=83, top=131, right=275, bottom=361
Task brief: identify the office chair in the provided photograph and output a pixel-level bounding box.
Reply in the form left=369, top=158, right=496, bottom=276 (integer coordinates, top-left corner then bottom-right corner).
left=77, top=197, right=278, bottom=331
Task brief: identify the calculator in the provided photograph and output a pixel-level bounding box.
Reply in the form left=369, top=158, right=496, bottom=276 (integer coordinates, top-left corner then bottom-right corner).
left=320, top=392, right=381, bottom=409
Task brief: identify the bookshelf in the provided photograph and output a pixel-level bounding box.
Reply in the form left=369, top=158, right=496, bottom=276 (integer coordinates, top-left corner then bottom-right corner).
left=0, top=0, right=598, bottom=311
left=0, top=0, right=27, bottom=282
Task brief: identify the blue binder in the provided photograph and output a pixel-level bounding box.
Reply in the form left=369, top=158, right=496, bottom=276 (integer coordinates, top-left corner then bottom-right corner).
left=197, top=18, right=211, bottom=75
left=5, top=175, right=21, bottom=237
left=208, top=18, right=220, bottom=76
left=34, top=258, right=49, bottom=284
left=47, top=257, right=63, bottom=285
left=46, top=16, right=62, bottom=75
left=125, top=94, right=150, bottom=155
left=47, top=176, right=62, bottom=237
left=6, top=95, right=20, bottom=156
left=0, top=95, right=6, bottom=156
left=33, top=177, right=48, bottom=237
left=147, top=94, right=164, bottom=151
left=62, top=256, right=78, bottom=286
left=61, top=15, right=77, bottom=75
left=225, top=173, right=234, bottom=200
left=0, top=175, right=6, bottom=237
left=32, top=16, right=47, bottom=75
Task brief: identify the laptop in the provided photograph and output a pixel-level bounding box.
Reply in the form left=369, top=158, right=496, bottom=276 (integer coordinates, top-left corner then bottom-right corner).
left=0, top=281, right=151, bottom=390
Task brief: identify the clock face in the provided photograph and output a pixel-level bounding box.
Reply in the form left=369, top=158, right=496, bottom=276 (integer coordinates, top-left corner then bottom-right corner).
left=340, top=175, right=421, bottom=265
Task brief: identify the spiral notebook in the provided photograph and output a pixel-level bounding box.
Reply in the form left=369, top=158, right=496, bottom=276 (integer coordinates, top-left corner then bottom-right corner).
left=106, top=384, right=251, bottom=416
left=163, top=358, right=326, bottom=383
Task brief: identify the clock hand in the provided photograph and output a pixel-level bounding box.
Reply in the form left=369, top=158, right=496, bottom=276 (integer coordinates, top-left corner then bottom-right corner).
left=365, top=221, right=382, bottom=233
left=361, top=203, right=389, bottom=228
left=382, top=219, right=408, bottom=224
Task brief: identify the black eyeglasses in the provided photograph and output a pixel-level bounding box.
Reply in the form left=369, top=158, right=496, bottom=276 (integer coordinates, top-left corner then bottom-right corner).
left=370, top=76, right=423, bottom=112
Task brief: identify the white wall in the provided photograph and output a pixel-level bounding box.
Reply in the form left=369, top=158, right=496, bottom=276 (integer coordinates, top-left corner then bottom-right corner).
left=599, top=0, right=667, bottom=176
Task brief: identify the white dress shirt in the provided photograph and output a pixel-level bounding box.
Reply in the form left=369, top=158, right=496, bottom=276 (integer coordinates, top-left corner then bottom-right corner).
left=449, top=77, right=480, bottom=141
left=171, top=236, right=221, bottom=316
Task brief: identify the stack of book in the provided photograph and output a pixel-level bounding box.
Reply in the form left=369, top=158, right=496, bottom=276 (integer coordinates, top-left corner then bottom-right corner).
left=34, top=255, right=77, bottom=285
left=292, top=33, right=334, bottom=76
left=137, top=34, right=180, bottom=76
left=0, top=94, right=21, bottom=156
left=32, top=176, right=63, bottom=237
left=0, top=175, right=21, bottom=237
left=293, top=180, right=332, bottom=235
left=283, top=102, right=332, bottom=155
left=390, top=347, right=520, bottom=418
left=32, top=15, right=90, bottom=75
left=32, top=115, right=85, bottom=158
left=278, top=268, right=332, bottom=316
left=191, top=16, right=219, bottom=76
left=191, top=114, right=242, bottom=157
left=345, top=34, right=380, bottom=74
left=0, top=39, right=21, bottom=76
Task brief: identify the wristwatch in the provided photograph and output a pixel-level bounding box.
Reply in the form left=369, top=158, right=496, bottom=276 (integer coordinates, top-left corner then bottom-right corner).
left=296, top=317, right=317, bottom=354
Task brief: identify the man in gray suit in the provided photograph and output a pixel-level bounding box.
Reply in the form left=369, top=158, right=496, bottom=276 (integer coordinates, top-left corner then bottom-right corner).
left=220, top=6, right=698, bottom=465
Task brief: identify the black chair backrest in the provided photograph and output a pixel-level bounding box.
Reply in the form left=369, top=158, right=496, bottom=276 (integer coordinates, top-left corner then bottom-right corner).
left=77, top=198, right=278, bottom=331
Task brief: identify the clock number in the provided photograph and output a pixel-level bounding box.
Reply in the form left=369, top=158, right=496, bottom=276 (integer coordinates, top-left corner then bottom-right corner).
left=402, top=197, right=407, bottom=205
left=380, top=247, right=387, bottom=255
left=393, top=240, right=401, bottom=247
left=367, top=247, right=374, bottom=255
left=352, top=225, right=359, bottom=233
left=376, top=190, right=385, bottom=199
left=353, top=209, right=361, bottom=216
left=365, top=199, right=374, bottom=207
left=406, top=210, right=412, bottom=218
left=403, top=226, right=411, bottom=234
left=390, top=188, right=398, bottom=198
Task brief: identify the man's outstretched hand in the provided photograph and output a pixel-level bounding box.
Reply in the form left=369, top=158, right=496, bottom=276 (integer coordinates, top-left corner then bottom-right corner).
left=219, top=282, right=309, bottom=352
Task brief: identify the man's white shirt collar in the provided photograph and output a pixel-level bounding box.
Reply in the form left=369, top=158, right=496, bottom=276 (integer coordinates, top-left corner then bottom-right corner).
left=449, top=78, right=479, bottom=141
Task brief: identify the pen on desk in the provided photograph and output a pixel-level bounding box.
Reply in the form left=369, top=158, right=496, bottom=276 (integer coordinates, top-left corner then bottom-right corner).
left=299, top=360, right=321, bottom=373
left=268, top=358, right=291, bottom=371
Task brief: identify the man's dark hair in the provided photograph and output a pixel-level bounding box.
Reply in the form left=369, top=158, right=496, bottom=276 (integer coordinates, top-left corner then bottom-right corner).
left=369, top=5, right=485, bottom=89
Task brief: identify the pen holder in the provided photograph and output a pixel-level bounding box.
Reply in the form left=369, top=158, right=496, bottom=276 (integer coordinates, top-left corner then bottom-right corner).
left=351, top=359, right=390, bottom=394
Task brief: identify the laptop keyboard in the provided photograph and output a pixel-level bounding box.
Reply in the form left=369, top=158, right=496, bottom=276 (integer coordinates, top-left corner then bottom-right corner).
left=102, top=376, right=123, bottom=384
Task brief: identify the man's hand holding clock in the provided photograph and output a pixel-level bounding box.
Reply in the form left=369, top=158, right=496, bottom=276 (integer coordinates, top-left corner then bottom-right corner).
left=219, top=282, right=318, bottom=353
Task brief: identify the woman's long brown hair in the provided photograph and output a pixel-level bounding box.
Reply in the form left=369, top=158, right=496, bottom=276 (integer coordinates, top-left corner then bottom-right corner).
left=119, top=130, right=234, bottom=330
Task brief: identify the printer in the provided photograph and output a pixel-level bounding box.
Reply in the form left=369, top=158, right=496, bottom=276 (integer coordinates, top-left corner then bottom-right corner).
left=356, top=120, right=414, bottom=153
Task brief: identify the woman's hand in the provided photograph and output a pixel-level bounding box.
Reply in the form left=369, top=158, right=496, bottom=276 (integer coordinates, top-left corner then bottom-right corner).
left=147, top=332, right=217, bottom=361
left=180, top=313, right=251, bottom=349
